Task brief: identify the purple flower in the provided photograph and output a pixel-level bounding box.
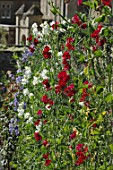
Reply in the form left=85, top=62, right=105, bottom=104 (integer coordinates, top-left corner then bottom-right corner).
left=22, top=49, right=33, bottom=62
left=23, top=102, right=27, bottom=109
left=17, top=68, right=22, bottom=73
left=14, top=97, right=18, bottom=107
left=16, top=76, right=23, bottom=84
left=9, top=118, right=19, bottom=136
left=20, top=86, right=24, bottom=91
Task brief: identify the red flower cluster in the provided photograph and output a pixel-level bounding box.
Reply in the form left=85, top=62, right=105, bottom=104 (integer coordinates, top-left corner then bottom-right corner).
left=42, top=45, right=51, bottom=59
left=43, top=153, right=49, bottom=159
left=72, top=14, right=87, bottom=29
left=44, top=159, right=52, bottom=166
left=80, top=88, right=89, bottom=102
left=43, top=153, right=52, bottom=166
left=41, top=94, right=54, bottom=108
left=64, top=84, right=77, bottom=97
left=27, top=34, right=32, bottom=41
left=70, top=130, right=76, bottom=140
left=34, top=132, right=42, bottom=141
left=62, top=51, right=71, bottom=70
left=42, top=79, right=51, bottom=90
left=55, top=70, right=70, bottom=94
left=58, top=70, right=70, bottom=87
left=91, top=24, right=106, bottom=50
left=66, top=37, right=75, bottom=51
left=80, top=80, right=93, bottom=107
left=75, top=144, right=89, bottom=165
left=101, top=0, right=111, bottom=6
left=37, top=110, right=42, bottom=115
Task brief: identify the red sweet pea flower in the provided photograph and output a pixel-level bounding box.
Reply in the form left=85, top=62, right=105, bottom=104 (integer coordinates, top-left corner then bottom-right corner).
left=81, top=23, right=87, bottom=29
left=43, top=153, right=49, bottom=159
left=64, top=84, right=77, bottom=97
left=29, top=47, right=35, bottom=52
left=101, top=0, right=111, bottom=6
left=71, top=15, right=82, bottom=26
left=34, top=38, right=38, bottom=45
left=27, top=34, right=32, bottom=41
left=76, top=143, right=84, bottom=151
left=77, top=0, right=82, bottom=6
left=58, top=70, right=70, bottom=87
left=34, top=132, right=42, bottom=141
left=43, top=45, right=51, bottom=59
left=44, top=159, right=52, bottom=166
left=66, top=37, right=75, bottom=51
left=70, top=130, right=76, bottom=139
left=41, top=95, right=49, bottom=104
left=42, top=79, right=50, bottom=89
left=91, top=24, right=102, bottom=39
left=75, top=144, right=89, bottom=165
left=41, top=95, right=54, bottom=108
left=43, top=140, right=49, bottom=147
left=37, top=110, right=42, bottom=115
left=55, top=85, right=62, bottom=94
left=62, top=51, right=71, bottom=60
left=63, top=63, right=71, bottom=71
left=34, top=120, right=40, bottom=126
left=76, top=154, right=86, bottom=165
left=80, top=88, right=89, bottom=102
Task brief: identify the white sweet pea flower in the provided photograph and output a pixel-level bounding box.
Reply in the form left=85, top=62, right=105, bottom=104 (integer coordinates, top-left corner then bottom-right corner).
left=17, top=108, right=24, bottom=116
left=40, top=69, right=49, bottom=79
left=29, top=93, right=34, bottom=97
left=79, top=102, right=84, bottom=107
left=57, top=51, right=63, bottom=57
left=21, top=75, right=29, bottom=85
left=25, top=66, right=31, bottom=78
left=24, top=112, right=30, bottom=119
left=32, top=23, right=38, bottom=36
left=23, top=88, right=29, bottom=96
left=40, top=21, right=49, bottom=34
left=29, top=93, right=34, bottom=100
left=18, top=102, right=24, bottom=108
left=33, top=76, right=39, bottom=85
left=26, top=117, right=33, bottom=124
left=61, top=20, right=67, bottom=25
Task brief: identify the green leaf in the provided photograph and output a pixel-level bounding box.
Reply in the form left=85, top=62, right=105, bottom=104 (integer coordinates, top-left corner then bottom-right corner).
left=50, top=8, right=58, bottom=15
left=95, top=14, right=106, bottom=22
left=109, top=144, right=113, bottom=153
left=94, top=50, right=103, bottom=57
left=105, top=93, right=113, bottom=103
left=96, top=86, right=103, bottom=94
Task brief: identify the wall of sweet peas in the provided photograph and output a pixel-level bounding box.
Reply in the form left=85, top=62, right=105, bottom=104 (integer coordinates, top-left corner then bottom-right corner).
left=0, top=0, right=113, bottom=169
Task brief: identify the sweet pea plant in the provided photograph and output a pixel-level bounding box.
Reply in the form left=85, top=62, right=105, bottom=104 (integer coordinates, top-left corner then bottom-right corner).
left=8, top=0, right=113, bottom=169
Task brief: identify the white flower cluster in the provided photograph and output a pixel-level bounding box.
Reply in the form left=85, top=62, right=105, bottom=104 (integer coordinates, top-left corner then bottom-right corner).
left=40, top=21, right=50, bottom=34
left=32, top=23, right=38, bottom=36
left=24, top=112, right=33, bottom=124
left=17, top=102, right=25, bottom=117
left=21, top=66, right=31, bottom=85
